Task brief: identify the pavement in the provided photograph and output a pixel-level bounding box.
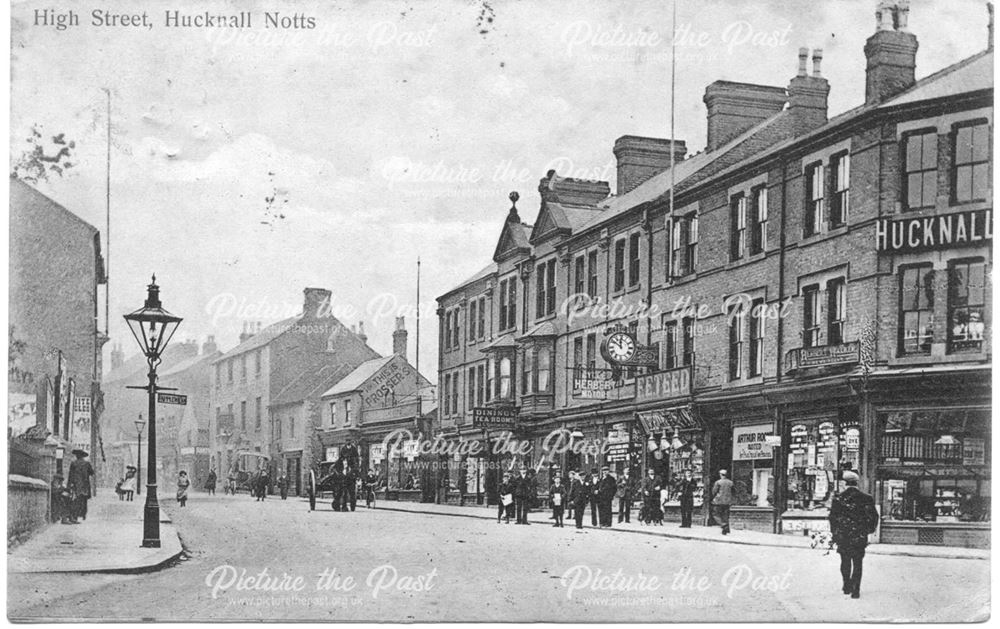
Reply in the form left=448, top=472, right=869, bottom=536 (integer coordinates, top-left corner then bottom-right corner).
left=369, top=499, right=990, bottom=561
left=7, top=490, right=184, bottom=574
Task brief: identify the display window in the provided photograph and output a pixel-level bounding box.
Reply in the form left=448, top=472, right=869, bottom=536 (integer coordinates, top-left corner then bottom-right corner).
left=786, top=414, right=861, bottom=511
left=877, top=408, right=990, bottom=523
left=732, top=423, right=775, bottom=507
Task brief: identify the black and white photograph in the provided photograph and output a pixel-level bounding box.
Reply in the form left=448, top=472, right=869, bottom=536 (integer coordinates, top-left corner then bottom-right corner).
left=6, top=0, right=992, bottom=622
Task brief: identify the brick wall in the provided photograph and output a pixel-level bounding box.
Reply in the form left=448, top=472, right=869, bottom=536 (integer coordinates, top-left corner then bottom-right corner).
left=8, top=475, right=50, bottom=545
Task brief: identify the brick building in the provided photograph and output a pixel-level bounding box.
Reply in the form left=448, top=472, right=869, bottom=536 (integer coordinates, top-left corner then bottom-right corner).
left=208, top=287, right=378, bottom=494
left=436, top=2, right=992, bottom=547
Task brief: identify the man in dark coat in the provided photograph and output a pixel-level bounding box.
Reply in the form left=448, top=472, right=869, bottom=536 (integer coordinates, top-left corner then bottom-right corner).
left=711, top=469, right=734, bottom=534
left=254, top=467, right=270, bottom=501
left=66, top=449, right=94, bottom=522
left=497, top=471, right=514, bottom=523
left=549, top=475, right=567, bottom=527
left=585, top=469, right=600, bottom=526
left=568, top=470, right=588, bottom=529
left=597, top=467, right=617, bottom=527
left=640, top=468, right=663, bottom=524
left=342, top=467, right=358, bottom=512
left=677, top=469, right=698, bottom=528
left=513, top=467, right=533, bottom=525
left=364, top=469, right=378, bottom=508
left=829, top=471, right=879, bottom=599
left=616, top=468, right=636, bottom=523
left=277, top=473, right=289, bottom=500
left=330, top=463, right=345, bottom=511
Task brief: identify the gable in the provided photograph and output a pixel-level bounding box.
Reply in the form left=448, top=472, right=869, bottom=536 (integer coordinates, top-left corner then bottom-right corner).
left=529, top=203, right=565, bottom=244
left=492, top=220, right=531, bottom=262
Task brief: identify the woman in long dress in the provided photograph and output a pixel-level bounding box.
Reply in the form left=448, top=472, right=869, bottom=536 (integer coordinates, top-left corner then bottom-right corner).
left=120, top=467, right=137, bottom=502
left=176, top=471, right=190, bottom=507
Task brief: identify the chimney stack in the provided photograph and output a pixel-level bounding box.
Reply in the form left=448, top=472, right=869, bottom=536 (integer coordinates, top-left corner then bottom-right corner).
left=989, top=3, right=995, bottom=50
left=703, top=81, right=787, bottom=152
left=864, top=1, right=918, bottom=106
left=202, top=335, right=218, bottom=356
left=612, top=136, right=688, bottom=196
left=303, top=287, right=332, bottom=319
left=788, top=47, right=830, bottom=135
left=239, top=322, right=253, bottom=343
left=392, top=316, right=408, bottom=357
left=357, top=321, right=368, bottom=344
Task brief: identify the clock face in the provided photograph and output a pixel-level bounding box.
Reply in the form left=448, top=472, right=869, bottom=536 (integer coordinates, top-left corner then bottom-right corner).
left=606, top=332, right=636, bottom=363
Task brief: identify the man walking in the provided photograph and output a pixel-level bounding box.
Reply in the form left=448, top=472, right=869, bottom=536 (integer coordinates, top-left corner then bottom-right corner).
left=597, top=467, right=617, bottom=527
left=677, top=469, right=698, bottom=528
left=67, top=449, right=94, bottom=523
left=568, top=470, right=588, bottom=529
left=711, top=469, right=734, bottom=534
left=830, top=471, right=879, bottom=599
left=513, top=467, right=533, bottom=525
left=616, top=467, right=636, bottom=523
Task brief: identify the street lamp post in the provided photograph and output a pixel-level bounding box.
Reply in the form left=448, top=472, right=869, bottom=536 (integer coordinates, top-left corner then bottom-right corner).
left=135, top=415, right=146, bottom=496
left=124, top=275, right=183, bottom=548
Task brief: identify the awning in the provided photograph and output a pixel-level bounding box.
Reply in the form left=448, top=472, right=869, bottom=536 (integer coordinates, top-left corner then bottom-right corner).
left=636, top=406, right=699, bottom=433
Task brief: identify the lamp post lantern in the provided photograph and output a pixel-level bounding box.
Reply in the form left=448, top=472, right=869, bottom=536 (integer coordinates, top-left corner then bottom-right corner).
left=135, top=415, right=146, bottom=496
left=124, top=275, right=182, bottom=548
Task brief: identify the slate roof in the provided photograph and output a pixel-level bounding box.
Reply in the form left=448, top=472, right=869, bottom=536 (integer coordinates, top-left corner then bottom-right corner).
left=321, top=355, right=397, bottom=397
left=212, top=316, right=299, bottom=363
left=271, top=363, right=359, bottom=407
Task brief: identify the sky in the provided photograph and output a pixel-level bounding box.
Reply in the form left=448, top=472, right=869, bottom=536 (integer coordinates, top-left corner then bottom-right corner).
left=8, top=0, right=992, bottom=382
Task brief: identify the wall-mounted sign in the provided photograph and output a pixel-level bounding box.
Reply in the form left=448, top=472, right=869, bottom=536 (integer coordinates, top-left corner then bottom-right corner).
left=472, top=406, right=518, bottom=430
left=962, top=438, right=985, bottom=465
left=733, top=424, right=774, bottom=461
left=875, top=209, right=992, bottom=253
left=71, top=396, right=91, bottom=452
left=605, top=442, right=631, bottom=462
left=635, top=366, right=691, bottom=403
left=785, top=341, right=860, bottom=373
left=637, top=406, right=698, bottom=433
left=573, top=375, right=615, bottom=399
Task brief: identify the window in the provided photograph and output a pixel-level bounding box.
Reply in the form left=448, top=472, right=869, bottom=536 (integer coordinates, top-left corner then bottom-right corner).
left=277, top=416, right=282, bottom=439
left=669, top=218, right=682, bottom=278
left=613, top=239, right=626, bottom=291
left=534, top=259, right=557, bottom=318
left=899, top=266, right=935, bottom=355
left=904, top=130, right=938, bottom=210
left=486, top=358, right=495, bottom=402
left=255, top=397, right=262, bottom=430
left=685, top=216, right=698, bottom=273
left=574, top=256, right=586, bottom=297
left=345, top=399, right=353, bottom=426
left=478, top=297, right=486, bottom=339
left=499, top=277, right=516, bottom=331
left=444, top=311, right=452, bottom=351
left=953, top=122, right=990, bottom=203
left=586, top=333, right=597, bottom=374
left=749, top=299, right=764, bottom=377
left=948, top=259, right=986, bottom=353
left=476, top=364, right=485, bottom=406
left=831, top=152, right=850, bottom=227
left=663, top=318, right=694, bottom=370
left=468, top=367, right=476, bottom=408
left=537, top=347, right=551, bottom=393
left=468, top=300, right=477, bottom=342
left=289, top=415, right=295, bottom=439
left=827, top=279, right=846, bottom=345
left=521, top=347, right=534, bottom=394
left=573, top=337, right=584, bottom=379
left=443, top=374, right=451, bottom=415
left=536, top=263, right=546, bottom=318
left=750, top=186, right=768, bottom=255
left=499, top=358, right=511, bottom=399
left=587, top=251, right=598, bottom=298
left=803, top=285, right=821, bottom=348
left=805, top=162, right=824, bottom=236
left=452, top=308, right=460, bottom=347
left=241, top=355, right=247, bottom=380
left=215, top=364, right=221, bottom=388
left=240, top=400, right=247, bottom=431
left=728, top=305, right=745, bottom=381
left=255, top=349, right=262, bottom=375
left=227, top=403, right=233, bottom=421
left=499, top=280, right=509, bottom=331
left=329, top=401, right=337, bottom=427
left=730, top=194, right=747, bottom=260
left=546, top=259, right=556, bottom=315
left=227, top=360, right=233, bottom=383
left=628, top=233, right=641, bottom=287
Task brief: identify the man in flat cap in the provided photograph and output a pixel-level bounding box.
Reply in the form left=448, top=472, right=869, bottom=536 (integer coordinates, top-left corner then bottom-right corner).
left=830, top=470, right=879, bottom=599
left=711, top=469, right=734, bottom=535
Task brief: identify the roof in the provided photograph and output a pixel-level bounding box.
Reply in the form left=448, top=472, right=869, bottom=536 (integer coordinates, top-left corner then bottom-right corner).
left=271, top=363, right=358, bottom=407
left=516, top=320, right=560, bottom=341
left=213, top=316, right=299, bottom=362
left=10, top=177, right=100, bottom=236
left=457, top=262, right=498, bottom=287
left=159, top=351, right=220, bottom=378
left=881, top=49, right=992, bottom=107
left=321, top=355, right=396, bottom=397
left=480, top=333, right=518, bottom=351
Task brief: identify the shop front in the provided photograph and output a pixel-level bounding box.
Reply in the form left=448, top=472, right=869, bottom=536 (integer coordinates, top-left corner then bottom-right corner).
left=875, top=406, right=990, bottom=549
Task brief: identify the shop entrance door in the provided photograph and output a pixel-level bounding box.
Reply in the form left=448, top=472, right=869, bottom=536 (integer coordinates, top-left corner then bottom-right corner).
left=286, top=456, right=301, bottom=496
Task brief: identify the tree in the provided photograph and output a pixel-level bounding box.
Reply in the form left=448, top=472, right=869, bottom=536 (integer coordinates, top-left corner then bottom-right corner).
left=12, top=125, right=76, bottom=184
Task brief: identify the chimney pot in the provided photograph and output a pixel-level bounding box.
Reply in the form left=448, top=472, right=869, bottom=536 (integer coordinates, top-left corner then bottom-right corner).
left=812, top=49, right=824, bottom=77
left=864, top=4, right=918, bottom=105
left=798, top=47, right=809, bottom=76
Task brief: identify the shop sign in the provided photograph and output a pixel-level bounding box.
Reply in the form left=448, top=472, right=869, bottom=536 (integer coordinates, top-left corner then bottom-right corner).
left=71, top=396, right=92, bottom=453
left=875, top=208, right=992, bottom=253
left=783, top=518, right=830, bottom=533
left=403, top=439, right=419, bottom=461
left=369, top=444, right=385, bottom=463
left=606, top=422, right=631, bottom=444
left=637, top=406, right=698, bottom=433
left=764, top=435, right=782, bottom=447
left=635, top=366, right=691, bottom=403
left=785, top=341, right=860, bottom=373
left=962, top=438, right=985, bottom=465
left=472, top=406, right=518, bottom=430
left=605, top=442, right=630, bottom=462
left=733, top=424, right=774, bottom=461
left=573, top=375, right=615, bottom=399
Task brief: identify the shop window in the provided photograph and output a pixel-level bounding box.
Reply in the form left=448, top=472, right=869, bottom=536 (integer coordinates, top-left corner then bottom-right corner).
left=947, top=259, right=986, bottom=353
left=628, top=233, right=641, bottom=287
left=728, top=304, right=745, bottom=381
left=827, top=278, right=846, bottom=345
left=805, top=162, right=824, bottom=236
left=587, top=251, right=599, bottom=298
left=613, top=239, right=626, bottom=291
left=952, top=121, right=990, bottom=203
left=830, top=152, right=850, bottom=227
left=802, top=284, right=821, bottom=348
left=787, top=418, right=857, bottom=512
left=730, top=194, right=747, bottom=260
left=664, top=442, right=705, bottom=507
left=748, top=299, right=764, bottom=377
left=537, top=347, right=551, bottom=393
left=750, top=186, right=767, bottom=255
left=877, top=409, right=990, bottom=523
left=903, top=130, right=938, bottom=210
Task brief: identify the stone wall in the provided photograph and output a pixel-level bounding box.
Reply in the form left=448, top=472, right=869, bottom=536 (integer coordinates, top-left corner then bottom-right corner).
left=8, top=475, right=50, bottom=545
